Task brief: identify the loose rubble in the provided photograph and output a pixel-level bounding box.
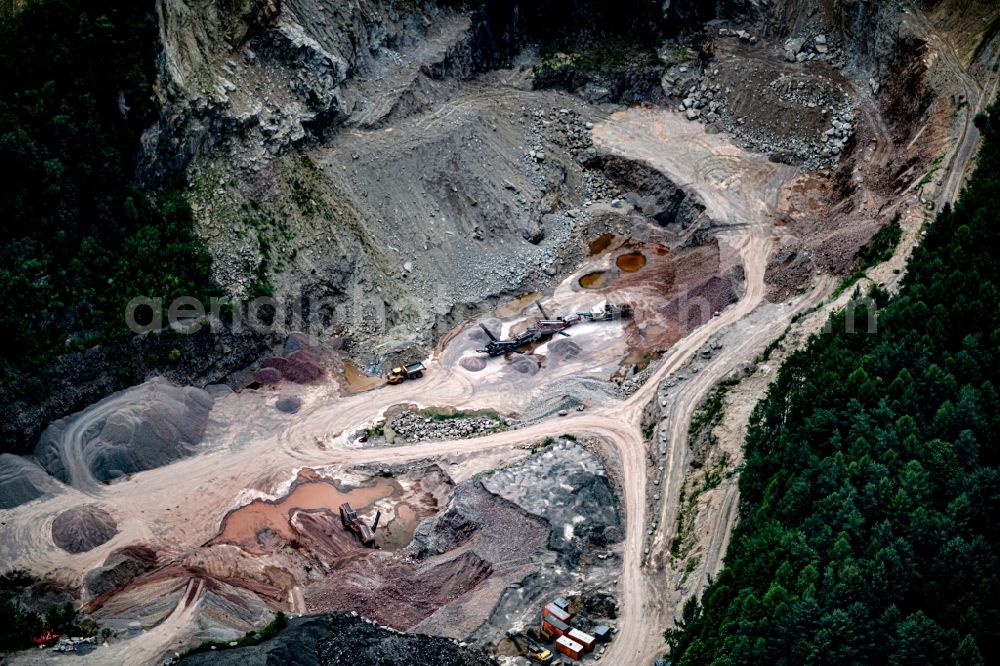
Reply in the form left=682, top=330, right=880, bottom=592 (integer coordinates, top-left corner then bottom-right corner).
left=660, top=29, right=856, bottom=170
left=384, top=410, right=506, bottom=443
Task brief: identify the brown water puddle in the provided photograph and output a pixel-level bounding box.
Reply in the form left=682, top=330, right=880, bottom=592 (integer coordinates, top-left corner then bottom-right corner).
left=341, top=359, right=384, bottom=393
left=579, top=271, right=614, bottom=289
left=495, top=291, right=540, bottom=319
left=616, top=251, right=647, bottom=272
left=214, top=476, right=396, bottom=553
left=588, top=233, right=617, bottom=256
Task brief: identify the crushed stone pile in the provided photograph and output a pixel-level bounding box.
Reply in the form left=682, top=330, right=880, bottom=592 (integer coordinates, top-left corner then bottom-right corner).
left=52, top=505, right=118, bottom=553
left=387, top=410, right=503, bottom=442
left=275, top=395, right=303, bottom=413
left=34, top=378, right=214, bottom=485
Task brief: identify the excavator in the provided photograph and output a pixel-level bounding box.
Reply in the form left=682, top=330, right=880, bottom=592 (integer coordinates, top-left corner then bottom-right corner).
left=511, top=632, right=556, bottom=664
left=339, top=502, right=381, bottom=547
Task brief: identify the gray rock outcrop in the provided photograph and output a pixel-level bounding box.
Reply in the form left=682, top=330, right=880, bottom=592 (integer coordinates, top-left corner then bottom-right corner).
left=84, top=545, right=158, bottom=598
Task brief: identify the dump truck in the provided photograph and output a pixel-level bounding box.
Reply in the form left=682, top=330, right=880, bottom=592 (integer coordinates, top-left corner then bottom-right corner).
left=339, top=502, right=380, bottom=547
left=511, top=632, right=555, bottom=664
left=386, top=361, right=426, bottom=384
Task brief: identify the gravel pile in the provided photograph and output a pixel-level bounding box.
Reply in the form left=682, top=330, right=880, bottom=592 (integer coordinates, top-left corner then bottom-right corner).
left=388, top=411, right=504, bottom=443
left=0, top=453, right=61, bottom=509
left=34, top=378, right=214, bottom=485
left=52, top=505, right=118, bottom=554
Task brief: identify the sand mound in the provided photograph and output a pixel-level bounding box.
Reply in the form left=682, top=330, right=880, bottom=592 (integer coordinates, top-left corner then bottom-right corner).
left=52, top=505, right=118, bottom=553
left=0, top=453, right=62, bottom=509
left=459, top=356, right=487, bottom=372
left=34, top=378, right=214, bottom=485
left=275, top=396, right=303, bottom=413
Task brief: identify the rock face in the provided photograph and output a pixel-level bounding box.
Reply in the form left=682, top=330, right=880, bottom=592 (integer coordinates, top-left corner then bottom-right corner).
left=0, top=453, right=62, bottom=509
left=34, top=378, right=214, bottom=486
left=51, top=505, right=118, bottom=554
left=179, top=612, right=498, bottom=665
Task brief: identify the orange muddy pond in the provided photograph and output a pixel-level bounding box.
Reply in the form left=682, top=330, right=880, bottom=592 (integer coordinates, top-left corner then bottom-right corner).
left=615, top=251, right=647, bottom=272
left=579, top=271, right=614, bottom=289
left=588, top=233, right=617, bottom=256
left=214, top=477, right=396, bottom=553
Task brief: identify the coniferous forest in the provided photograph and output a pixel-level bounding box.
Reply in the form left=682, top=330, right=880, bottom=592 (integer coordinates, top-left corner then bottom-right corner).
left=665, top=104, right=1000, bottom=664
left=0, top=0, right=215, bottom=369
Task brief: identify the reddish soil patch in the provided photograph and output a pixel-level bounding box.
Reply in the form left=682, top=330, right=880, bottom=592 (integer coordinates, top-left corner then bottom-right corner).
left=253, top=367, right=283, bottom=384
left=261, top=351, right=324, bottom=383
left=306, top=551, right=494, bottom=630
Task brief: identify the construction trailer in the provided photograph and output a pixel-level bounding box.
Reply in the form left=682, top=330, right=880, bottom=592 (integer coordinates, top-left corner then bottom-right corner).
left=543, top=602, right=573, bottom=624
left=592, top=625, right=612, bottom=643
left=339, top=502, right=380, bottom=547
left=555, top=636, right=585, bottom=660
left=541, top=616, right=570, bottom=639
left=566, top=628, right=595, bottom=652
